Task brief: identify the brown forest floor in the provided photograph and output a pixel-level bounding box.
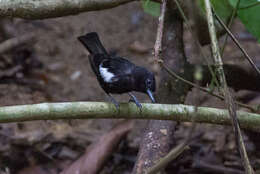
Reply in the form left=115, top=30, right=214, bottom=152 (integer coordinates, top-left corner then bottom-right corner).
left=0, top=2, right=260, bottom=174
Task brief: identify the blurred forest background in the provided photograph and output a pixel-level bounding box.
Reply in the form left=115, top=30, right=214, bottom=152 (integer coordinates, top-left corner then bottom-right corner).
left=0, top=1, right=260, bottom=173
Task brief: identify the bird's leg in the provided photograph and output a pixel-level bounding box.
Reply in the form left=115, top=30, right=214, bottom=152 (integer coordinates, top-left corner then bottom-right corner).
left=107, top=93, right=119, bottom=109
left=128, top=92, right=142, bottom=109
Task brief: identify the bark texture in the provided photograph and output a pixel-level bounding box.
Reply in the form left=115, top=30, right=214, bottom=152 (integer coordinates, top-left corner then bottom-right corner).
left=0, top=0, right=134, bottom=19
left=132, top=2, right=194, bottom=173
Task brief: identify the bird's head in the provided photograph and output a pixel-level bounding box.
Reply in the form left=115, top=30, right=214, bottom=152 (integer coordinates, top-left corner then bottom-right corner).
left=134, top=67, right=156, bottom=103
left=145, top=73, right=156, bottom=103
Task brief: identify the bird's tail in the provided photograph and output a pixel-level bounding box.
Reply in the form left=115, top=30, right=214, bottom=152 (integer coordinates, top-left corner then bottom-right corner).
left=78, top=32, right=108, bottom=55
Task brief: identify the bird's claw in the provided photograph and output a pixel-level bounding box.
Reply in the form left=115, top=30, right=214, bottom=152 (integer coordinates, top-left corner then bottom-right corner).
left=128, top=98, right=142, bottom=109
left=107, top=94, right=120, bottom=110
left=128, top=93, right=142, bottom=109
left=113, top=102, right=120, bottom=110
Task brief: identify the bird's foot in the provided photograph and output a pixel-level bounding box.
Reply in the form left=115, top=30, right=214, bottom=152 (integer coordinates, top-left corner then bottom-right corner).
left=107, top=94, right=120, bottom=110
left=129, top=99, right=142, bottom=109
left=128, top=93, right=142, bottom=109
left=112, top=101, right=120, bottom=110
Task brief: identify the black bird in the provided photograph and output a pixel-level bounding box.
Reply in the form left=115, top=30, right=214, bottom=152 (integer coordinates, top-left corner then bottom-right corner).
left=78, top=32, right=155, bottom=108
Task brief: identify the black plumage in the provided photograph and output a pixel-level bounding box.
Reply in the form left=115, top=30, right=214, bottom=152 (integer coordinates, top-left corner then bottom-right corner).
left=78, top=32, right=156, bottom=108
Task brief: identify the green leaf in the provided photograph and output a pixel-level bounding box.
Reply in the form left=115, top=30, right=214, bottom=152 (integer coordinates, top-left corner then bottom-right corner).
left=228, top=0, right=260, bottom=43
left=141, top=0, right=160, bottom=17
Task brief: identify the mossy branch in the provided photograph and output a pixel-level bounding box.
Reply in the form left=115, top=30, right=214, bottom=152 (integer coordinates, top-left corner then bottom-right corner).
left=0, top=0, right=135, bottom=19
left=0, top=102, right=260, bottom=132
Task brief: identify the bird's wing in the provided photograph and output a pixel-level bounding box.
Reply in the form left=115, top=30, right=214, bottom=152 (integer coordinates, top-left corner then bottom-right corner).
left=89, top=53, right=109, bottom=78
left=99, top=57, right=135, bottom=83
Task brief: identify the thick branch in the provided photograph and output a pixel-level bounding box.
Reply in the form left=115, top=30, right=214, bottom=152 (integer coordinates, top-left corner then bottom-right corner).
left=133, top=1, right=191, bottom=173
left=0, top=0, right=135, bottom=19
left=0, top=102, right=260, bottom=132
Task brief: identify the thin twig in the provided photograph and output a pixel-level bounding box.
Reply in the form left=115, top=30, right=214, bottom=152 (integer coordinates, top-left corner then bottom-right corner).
left=153, top=0, right=166, bottom=61
left=157, top=0, right=256, bottom=111
left=148, top=1, right=195, bottom=173
left=204, top=1, right=254, bottom=173
left=220, top=0, right=240, bottom=55
left=0, top=65, right=23, bottom=78
left=147, top=142, right=189, bottom=174
left=173, top=0, right=220, bottom=88
left=161, top=63, right=256, bottom=112
left=0, top=33, right=36, bottom=54
left=239, top=2, right=260, bottom=10
left=213, top=9, right=260, bottom=76
left=147, top=108, right=197, bottom=174
left=172, top=0, right=257, bottom=109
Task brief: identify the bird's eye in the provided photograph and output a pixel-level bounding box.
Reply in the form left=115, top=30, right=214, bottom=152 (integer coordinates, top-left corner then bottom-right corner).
left=147, top=79, right=152, bottom=86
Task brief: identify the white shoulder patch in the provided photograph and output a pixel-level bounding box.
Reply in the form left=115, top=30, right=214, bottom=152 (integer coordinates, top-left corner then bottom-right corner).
left=99, top=64, right=115, bottom=83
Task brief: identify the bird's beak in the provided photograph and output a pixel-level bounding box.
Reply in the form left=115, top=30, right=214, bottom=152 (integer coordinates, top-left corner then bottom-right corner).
left=146, top=89, right=156, bottom=103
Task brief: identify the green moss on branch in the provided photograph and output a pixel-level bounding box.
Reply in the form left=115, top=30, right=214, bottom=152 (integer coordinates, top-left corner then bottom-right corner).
left=0, top=102, right=259, bottom=132
left=0, top=0, right=135, bottom=19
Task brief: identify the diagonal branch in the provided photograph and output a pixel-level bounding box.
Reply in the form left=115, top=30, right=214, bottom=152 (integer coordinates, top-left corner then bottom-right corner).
left=220, top=0, right=240, bottom=55
left=213, top=9, right=260, bottom=76
left=162, top=64, right=256, bottom=111
left=0, top=33, right=36, bottom=53
left=204, top=0, right=254, bottom=173
left=0, top=0, right=135, bottom=19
